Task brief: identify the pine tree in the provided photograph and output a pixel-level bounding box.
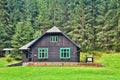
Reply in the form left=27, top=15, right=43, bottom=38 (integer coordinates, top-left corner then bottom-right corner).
left=0, top=0, right=120, bottom=52
left=0, top=24, right=7, bottom=49
left=11, top=21, right=34, bottom=49
left=0, top=0, right=8, bottom=48
left=114, top=0, right=120, bottom=51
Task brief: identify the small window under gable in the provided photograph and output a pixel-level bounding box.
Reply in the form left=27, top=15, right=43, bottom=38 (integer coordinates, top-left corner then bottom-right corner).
left=50, top=36, right=58, bottom=43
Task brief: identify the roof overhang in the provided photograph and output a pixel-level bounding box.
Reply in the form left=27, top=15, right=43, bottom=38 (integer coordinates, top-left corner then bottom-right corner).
left=3, top=48, right=14, bottom=51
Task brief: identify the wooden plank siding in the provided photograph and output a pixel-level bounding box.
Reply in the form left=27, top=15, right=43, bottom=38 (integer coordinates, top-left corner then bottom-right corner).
left=29, top=33, right=79, bottom=62
left=0, top=50, right=4, bottom=57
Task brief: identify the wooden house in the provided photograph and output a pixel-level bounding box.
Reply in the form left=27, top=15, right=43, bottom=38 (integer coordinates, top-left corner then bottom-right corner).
left=19, top=26, right=81, bottom=62
left=0, top=49, right=4, bottom=57
left=0, top=48, right=14, bottom=57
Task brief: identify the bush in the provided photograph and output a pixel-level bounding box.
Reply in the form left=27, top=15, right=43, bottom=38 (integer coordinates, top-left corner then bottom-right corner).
left=80, top=52, right=87, bottom=62
left=89, top=51, right=102, bottom=57
left=15, top=56, right=22, bottom=60
left=5, top=55, right=13, bottom=63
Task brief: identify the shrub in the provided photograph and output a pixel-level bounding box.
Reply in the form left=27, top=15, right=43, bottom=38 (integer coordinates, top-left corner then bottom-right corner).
left=89, top=51, right=102, bottom=57
left=5, top=55, right=13, bottom=63
left=15, top=56, right=22, bottom=60
left=80, top=52, right=87, bottom=62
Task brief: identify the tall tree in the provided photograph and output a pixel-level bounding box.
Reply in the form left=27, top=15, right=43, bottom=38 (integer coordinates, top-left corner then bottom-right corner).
left=0, top=0, right=120, bottom=52
left=11, top=21, right=34, bottom=49
left=0, top=0, right=8, bottom=48
left=0, top=24, right=7, bottom=49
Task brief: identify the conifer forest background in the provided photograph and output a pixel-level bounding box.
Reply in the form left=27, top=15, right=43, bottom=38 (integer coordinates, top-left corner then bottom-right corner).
left=0, top=0, right=120, bottom=52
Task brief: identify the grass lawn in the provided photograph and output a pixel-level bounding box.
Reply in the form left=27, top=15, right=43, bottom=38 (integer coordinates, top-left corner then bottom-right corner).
left=0, top=52, right=120, bottom=80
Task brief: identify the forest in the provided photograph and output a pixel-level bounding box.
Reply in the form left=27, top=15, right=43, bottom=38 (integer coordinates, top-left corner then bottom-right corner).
left=0, top=0, right=120, bottom=52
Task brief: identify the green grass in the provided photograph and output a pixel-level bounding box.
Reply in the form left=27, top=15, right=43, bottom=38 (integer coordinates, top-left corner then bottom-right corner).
left=98, top=53, right=120, bottom=68
left=0, top=52, right=120, bottom=80
left=0, top=67, right=120, bottom=80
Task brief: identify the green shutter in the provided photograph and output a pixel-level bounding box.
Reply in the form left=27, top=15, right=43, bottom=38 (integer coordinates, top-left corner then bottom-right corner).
left=38, top=48, right=40, bottom=59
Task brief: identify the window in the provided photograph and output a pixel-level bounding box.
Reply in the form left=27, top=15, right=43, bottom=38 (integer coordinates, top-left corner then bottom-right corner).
left=60, top=48, right=70, bottom=59
left=50, top=36, right=58, bottom=43
left=38, top=48, right=48, bottom=59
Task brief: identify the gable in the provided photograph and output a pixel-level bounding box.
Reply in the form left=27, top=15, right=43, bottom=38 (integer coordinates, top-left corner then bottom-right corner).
left=30, top=33, right=79, bottom=49
left=19, top=27, right=80, bottom=50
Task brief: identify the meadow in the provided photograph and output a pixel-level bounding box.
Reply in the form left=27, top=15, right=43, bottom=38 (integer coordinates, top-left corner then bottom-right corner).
left=0, top=52, right=120, bottom=80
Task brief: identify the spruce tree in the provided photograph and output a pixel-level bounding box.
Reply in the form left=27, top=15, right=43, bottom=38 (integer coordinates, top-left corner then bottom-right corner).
left=11, top=21, right=34, bottom=49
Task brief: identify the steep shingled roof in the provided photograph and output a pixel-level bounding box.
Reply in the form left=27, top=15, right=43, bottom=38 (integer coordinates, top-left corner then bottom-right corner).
left=19, top=26, right=80, bottom=50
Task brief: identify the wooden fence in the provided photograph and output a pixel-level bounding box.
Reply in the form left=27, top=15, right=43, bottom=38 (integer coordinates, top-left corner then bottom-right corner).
left=23, top=62, right=103, bottom=67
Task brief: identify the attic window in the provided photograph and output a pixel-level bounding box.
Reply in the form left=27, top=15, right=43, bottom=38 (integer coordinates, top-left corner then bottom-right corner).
left=50, top=36, right=58, bottom=43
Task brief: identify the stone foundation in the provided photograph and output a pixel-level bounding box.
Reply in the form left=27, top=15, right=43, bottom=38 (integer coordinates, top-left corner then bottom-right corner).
left=22, top=62, right=103, bottom=67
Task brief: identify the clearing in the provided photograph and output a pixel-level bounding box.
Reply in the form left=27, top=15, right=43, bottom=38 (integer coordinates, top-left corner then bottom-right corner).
left=0, top=52, right=120, bottom=80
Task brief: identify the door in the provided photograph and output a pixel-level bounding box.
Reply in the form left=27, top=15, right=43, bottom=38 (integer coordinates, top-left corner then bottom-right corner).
left=28, top=53, right=32, bottom=62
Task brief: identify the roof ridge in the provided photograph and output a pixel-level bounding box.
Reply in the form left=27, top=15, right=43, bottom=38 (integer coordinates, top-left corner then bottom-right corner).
left=46, top=26, right=61, bottom=33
